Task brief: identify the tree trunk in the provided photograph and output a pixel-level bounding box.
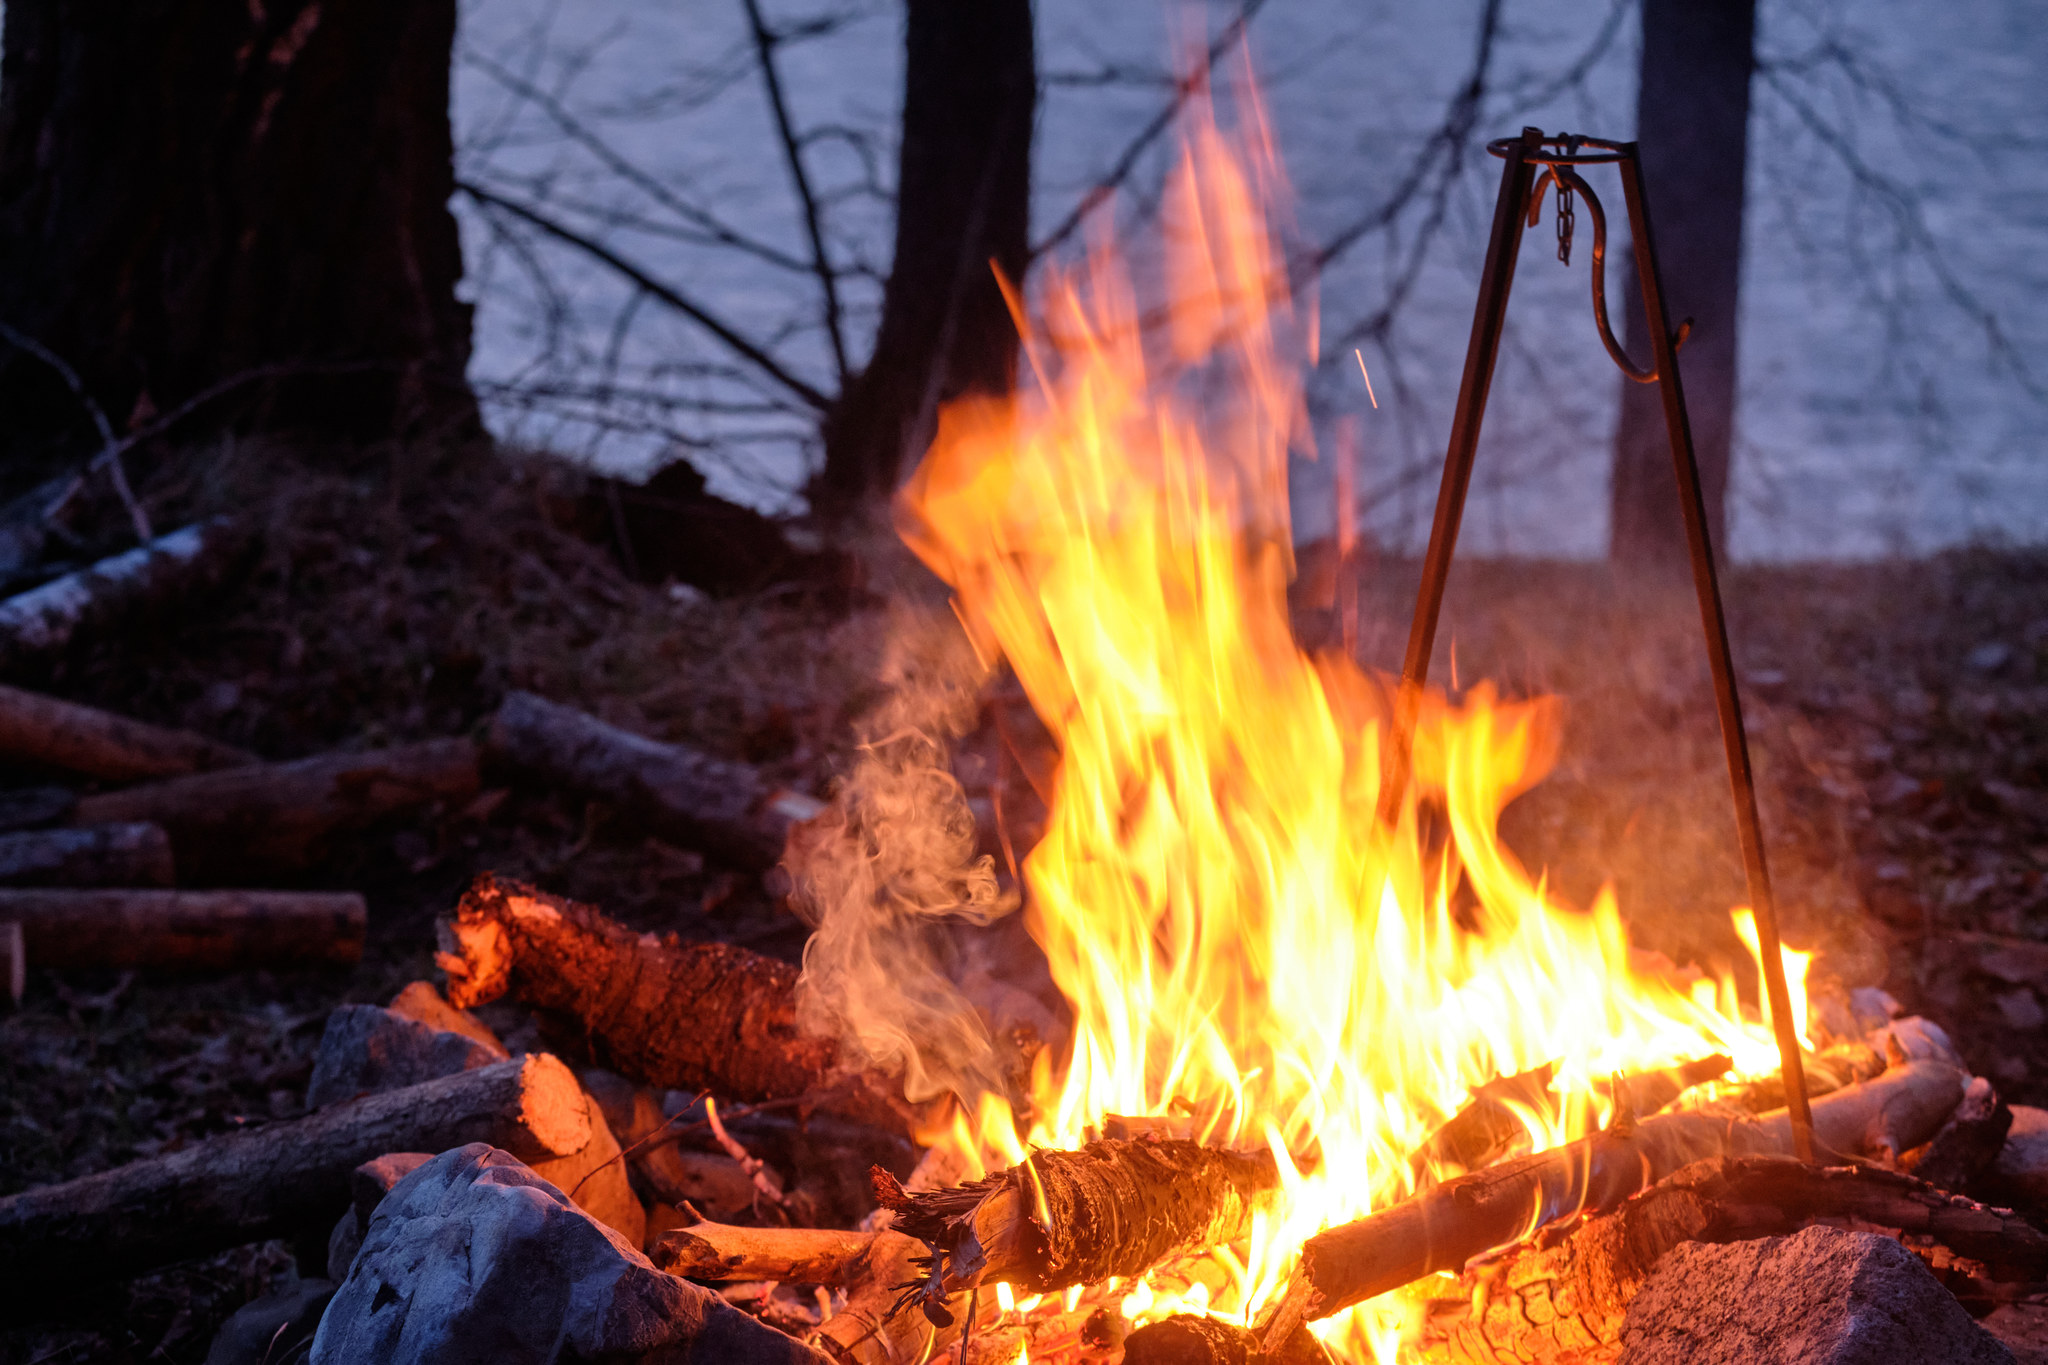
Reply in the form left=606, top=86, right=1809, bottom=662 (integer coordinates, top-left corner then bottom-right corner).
left=812, top=0, right=1034, bottom=513
left=1607, top=0, right=1755, bottom=569
left=0, top=0, right=478, bottom=474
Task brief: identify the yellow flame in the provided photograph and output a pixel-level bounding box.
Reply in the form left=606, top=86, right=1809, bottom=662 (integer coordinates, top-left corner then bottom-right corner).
left=893, top=71, right=1807, bottom=1363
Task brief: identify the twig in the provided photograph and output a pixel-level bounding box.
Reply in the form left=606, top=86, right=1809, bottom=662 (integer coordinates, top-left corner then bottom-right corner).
left=459, top=180, right=832, bottom=412
left=0, top=322, right=151, bottom=544
left=570, top=1087, right=712, bottom=1202
left=705, top=1094, right=790, bottom=1211
left=740, top=0, right=851, bottom=386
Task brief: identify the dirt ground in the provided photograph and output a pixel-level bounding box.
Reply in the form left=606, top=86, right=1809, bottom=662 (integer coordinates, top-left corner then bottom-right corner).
left=4, top=436, right=2046, bottom=1360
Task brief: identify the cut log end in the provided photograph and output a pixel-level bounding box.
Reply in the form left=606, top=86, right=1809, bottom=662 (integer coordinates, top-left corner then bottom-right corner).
left=514, top=1052, right=595, bottom=1160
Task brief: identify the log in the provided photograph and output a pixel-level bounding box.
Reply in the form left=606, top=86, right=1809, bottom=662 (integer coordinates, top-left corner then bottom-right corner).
left=0, top=821, right=172, bottom=887
left=1, top=919, right=21, bottom=1005
left=873, top=1136, right=1284, bottom=1316
left=0, top=680, right=254, bottom=779
left=74, top=736, right=479, bottom=879
left=652, top=1222, right=880, bottom=1284
left=1266, top=1055, right=1968, bottom=1336
left=1122, top=1313, right=1329, bottom=1365
left=438, top=874, right=909, bottom=1131
left=6, top=888, right=365, bottom=970
left=0, top=520, right=248, bottom=664
left=0, top=785, right=76, bottom=832
left=486, top=690, right=822, bottom=867
left=0, top=1052, right=591, bottom=1303
left=1425, top=1156, right=2048, bottom=1364
left=806, top=1228, right=994, bottom=1365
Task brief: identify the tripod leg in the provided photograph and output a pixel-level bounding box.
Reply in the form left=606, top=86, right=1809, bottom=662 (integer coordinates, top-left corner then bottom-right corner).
left=1617, top=146, right=1816, bottom=1162
left=1378, top=127, right=1541, bottom=825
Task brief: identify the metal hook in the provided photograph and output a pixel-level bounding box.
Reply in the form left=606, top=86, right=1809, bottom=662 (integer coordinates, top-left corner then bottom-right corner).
left=1527, top=164, right=1691, bottom=384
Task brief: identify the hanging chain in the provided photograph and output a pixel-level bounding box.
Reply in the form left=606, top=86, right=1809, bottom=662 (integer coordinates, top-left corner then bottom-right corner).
left=1555, top=176, right=1575, bottom=265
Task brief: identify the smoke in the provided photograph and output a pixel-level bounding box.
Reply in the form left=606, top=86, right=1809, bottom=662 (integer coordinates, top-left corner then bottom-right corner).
left=785, top=604, right=1018, bottom=1106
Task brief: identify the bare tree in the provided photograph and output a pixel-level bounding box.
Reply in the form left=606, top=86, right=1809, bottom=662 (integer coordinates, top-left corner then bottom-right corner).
left=1608, top=0, right=1756, bottom=569
left=0, top=0, right=479, bottom=479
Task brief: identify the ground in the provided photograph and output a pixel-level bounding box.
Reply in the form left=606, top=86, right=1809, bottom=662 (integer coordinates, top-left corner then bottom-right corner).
left=4, top=437, right=2046, bottom=1360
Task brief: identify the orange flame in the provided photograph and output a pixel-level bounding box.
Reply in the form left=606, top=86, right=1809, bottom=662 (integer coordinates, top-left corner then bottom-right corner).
left=884, top=72, right=1809, bottom=1361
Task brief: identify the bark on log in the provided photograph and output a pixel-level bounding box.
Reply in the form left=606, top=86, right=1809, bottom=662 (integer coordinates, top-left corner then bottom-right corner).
left=0, top=681, right=254, bottom=778
left=6, top=888, right=365, bottom=970
left=1271, top=1056, right=1968, bottom=1333
left=1, top=919, right=21, bottom=1004
left=1427, top=1156, right=2048, bottom=1364
left=74, top=736, right=478, bottom=880
left=0, top=1052, right=590, bottom=1303
left=873, top=1137, right=1283, bottom=1314
left=486, top=690, right=821, bottom=868
left=652, top=1222, right=880, bottom=1284
left=0, top=821, right=172, bottom=887
left=0, top=521, right=248, bottom=664
left=437, top=874, right=909, bottom=1131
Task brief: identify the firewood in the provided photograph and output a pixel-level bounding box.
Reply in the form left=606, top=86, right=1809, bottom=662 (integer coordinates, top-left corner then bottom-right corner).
left=1121, top=1313, right=1329, bottom=1365
left=807, top=1228, right=996, bottom=1365
left=0, top=519, right=248, bottom=664
left=652, top=1222, right=880, bottom=1283
left=0, top=681, right=255, bottom=778
left=1424, top=1156, right=2048, bottom=1364
left=0, top=821, right=172, bottom=887
left=486, top=690, right=822, bottom=867
left=1, top=919, right=21, bottom=1005
left=73, top=736, right=479, bottom=879
left=873, top=1137, right=1283, bottom=1317
left=5, top=888, right=365, bottom=970
left=438, top=874, right=910, bottom=1131
left=1263, top=1055, right=1968, bottom=1338
left=0, top=1051, right=591, bottom=1303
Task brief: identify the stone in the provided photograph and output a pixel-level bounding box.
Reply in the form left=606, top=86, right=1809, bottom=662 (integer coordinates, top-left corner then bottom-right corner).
left=1619, top=1224, right=2012, bottom=1364
left=305, top=1004, right=501, bottom=1110
left=309, top=1144, right=824, bottom=1364
left=204, top=1276, right=336, bottom=1365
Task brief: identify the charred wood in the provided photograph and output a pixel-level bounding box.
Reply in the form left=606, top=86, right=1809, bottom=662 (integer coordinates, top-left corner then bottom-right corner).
left=1269, top=1055, right=1968, bottom=1333
left=486, top=690, right=821, bottom=868
left=1426, top=1156, right=2048, bottom=1364
left=652, top=1222, right=880, bottom=1284
left=1122, top=1313, right=1329, bottom=1365
left=0, top=681, right=253, bottom=778
left=0, top=1052, right=590, bottom=1305
left=0, top=821, right=172, bottom=887
left=1902, top=1075, right=2013, bottom=1197
left=74, top=736, right=478, bottom=880
left=874, top=1136, right=1283, bottom=1314
left=437, top=874, right=909, bottom=1131
left=4, top=887, right=365, bottom=970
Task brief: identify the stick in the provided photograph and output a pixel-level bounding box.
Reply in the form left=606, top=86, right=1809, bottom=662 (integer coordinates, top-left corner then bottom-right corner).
left=874, top=1137, right=1283, bottom=1314
left=486, top=690, right=820, bottom=868
left=0, top=520, right=245, bottom=663
left=74, top=737, right=478, bottom=879
left=0, top=822, right=173, bottom=887
left=5, top=888, right=366, bottom=970
left=1266, top=1056, right=1968, bottom=1336
left=652, top=1222, right=879, bottom=1283
left=1428, top=1156, right=2048, bottom=1364
left=437, top=874, right=908, bottom=1131
left=0, top=682, right=254, bottom=779
left=0, top=1052, right=591, bottom=1303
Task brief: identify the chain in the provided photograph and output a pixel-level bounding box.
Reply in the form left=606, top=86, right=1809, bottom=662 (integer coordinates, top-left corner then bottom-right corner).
left=1555, top=177, right=1575, bottom=266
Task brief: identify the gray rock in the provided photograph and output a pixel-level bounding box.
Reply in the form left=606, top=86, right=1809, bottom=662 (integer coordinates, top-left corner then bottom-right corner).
left=204, top=1276, right=336, bottom=1365
left=309, top=1143, right=825, bottom=1365
left=305, top=1004, right=500, bottom=1110
left=1620, top=1224, right=2013, bottom=1364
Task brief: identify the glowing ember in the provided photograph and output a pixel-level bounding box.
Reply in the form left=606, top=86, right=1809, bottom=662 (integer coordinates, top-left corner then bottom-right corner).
left=841, top=67, right=1813, bottom=1363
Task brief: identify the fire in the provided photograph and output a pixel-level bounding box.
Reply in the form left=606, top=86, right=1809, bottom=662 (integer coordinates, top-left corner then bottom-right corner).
left=874, top=69, right=1810, bottom=1362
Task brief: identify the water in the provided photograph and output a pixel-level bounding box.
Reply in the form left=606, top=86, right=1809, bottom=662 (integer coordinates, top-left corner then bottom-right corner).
left=454, top=0, right=2048, bottom=560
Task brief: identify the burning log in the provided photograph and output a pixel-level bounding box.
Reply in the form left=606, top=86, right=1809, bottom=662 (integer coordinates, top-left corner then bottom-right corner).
left=873, top=1136, right=1284, bottom=1315
left=74, top=736, right=479, bottom=879
left=1427, top=1156, right=2048, bottom=1364
left=0, top=681, right=254, bottom=778
left=4, top=888, right=365, bottom=970
left=0, top=519, right=248, bottom=665
left=438, top=875, right=910, bottom=1131
left=486, top=690, right=822, bottom=868
left=1263, top=1053, right=1968, bottom=1338
left=0, top=821, right=173, bottom=887
left=0, top=1052, right=591, bottom=1303
left=1122, top=1314, right=1328, bottom=1365
left=652, top=1222, right=880, bottom=1284
left=806, top=1228, right=994, bottom=1365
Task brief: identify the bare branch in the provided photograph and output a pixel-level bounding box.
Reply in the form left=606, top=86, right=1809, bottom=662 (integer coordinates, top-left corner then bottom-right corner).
left=0, top=322, right=151, bottom=543
left=458, top=180, right=833, bottom=412
left=740, top=0, right=851, bottom=385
